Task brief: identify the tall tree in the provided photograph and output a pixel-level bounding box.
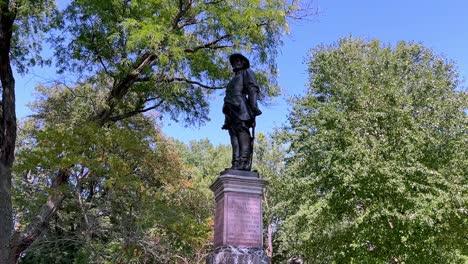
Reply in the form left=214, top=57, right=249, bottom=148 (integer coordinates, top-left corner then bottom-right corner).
left=278, top=38, right=467, bottom=263
left=0, top=0, right=55, bottom=262
left=51, top=0, right=304, bottom=126
left=14, top=84, right=189, bottom=263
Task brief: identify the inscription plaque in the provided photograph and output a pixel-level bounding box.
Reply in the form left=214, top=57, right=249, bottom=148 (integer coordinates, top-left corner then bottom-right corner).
left=225, top=193, right=262, bottom=247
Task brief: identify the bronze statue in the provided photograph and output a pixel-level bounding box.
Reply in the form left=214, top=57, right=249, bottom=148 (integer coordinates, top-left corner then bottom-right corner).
left=222, top=53, right=262, bottom=171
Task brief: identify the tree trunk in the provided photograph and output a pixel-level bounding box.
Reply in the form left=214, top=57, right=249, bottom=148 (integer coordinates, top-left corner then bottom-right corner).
left=0, top=2, right=18, bottom=262
left=0, top=5, right=17, bottom=262
left=266, top=223, right=273, bottom=259
left=0, top=165, right=13, bottom=264
left=10, top=169, right=69, bottom=263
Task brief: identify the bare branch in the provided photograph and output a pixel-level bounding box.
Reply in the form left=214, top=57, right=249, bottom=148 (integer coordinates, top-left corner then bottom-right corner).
left=285, top=0, right=319, bottom=21
left=164, top=77, right=226, bottom=90
left=97, top=55, right=110, bottom=75
left=144, top=96, right=161, bottom=103
left=135, top=75, right=226, bottom=90
left=184, top=34, right=232, bottom=53
left=107, top=99, right=165, bottom=123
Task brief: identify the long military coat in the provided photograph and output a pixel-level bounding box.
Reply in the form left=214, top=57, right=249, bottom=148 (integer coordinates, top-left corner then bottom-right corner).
left=222, top=68, right=259, bottom=124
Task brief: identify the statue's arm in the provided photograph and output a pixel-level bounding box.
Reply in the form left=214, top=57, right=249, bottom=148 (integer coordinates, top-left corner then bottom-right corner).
left=244, top=69, right=262, bottom=116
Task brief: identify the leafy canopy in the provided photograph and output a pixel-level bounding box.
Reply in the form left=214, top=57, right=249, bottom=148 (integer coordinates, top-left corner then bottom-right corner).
left=276, top=37, right=467, bottom=263
left=9, top=0, right=58, bottom=73
left=15, top=84, right=191, bottom=263
left=49, top=0, right=300, bottom=126
left=6, top=0, right=310, bottom=262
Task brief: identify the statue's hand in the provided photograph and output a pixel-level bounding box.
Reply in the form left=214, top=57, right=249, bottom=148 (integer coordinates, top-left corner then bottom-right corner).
left=252, top=107, right=262, bottom=116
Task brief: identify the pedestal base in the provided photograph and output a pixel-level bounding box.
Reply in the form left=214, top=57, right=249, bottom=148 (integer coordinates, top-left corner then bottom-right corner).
left=210, top=171, right=267, bottom=248
left=206, top=246, right=270, bottom=264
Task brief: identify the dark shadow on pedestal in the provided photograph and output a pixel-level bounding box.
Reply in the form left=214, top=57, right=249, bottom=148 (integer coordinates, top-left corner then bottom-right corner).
left=206, top=246, right=270, bottom=264
left=220, top=169, right=259, bottom=178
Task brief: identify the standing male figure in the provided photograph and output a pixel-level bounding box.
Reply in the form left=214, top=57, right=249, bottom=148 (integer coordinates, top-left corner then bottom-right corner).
left=222, top=53, right=262, bottom=171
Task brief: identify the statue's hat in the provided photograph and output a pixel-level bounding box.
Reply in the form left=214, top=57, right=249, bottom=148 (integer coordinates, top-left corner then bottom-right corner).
left=229, top=53, right=250, bottom=68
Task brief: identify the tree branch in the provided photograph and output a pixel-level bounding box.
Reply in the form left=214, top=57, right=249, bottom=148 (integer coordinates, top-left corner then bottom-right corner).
left=107, top=99, right=165, bottom=123
left=11, top=168, right=70, bottom=263
left=184, top=34, right=232, bottom=53
left=135, top=75, right=226, bottom=90
left=97, top=55, right=110, bottom=75
left=163, top=77, right=226, bottom=90
left=172, top=0, right=194, bottom=30
left=94, top=52, right=158, bottom=125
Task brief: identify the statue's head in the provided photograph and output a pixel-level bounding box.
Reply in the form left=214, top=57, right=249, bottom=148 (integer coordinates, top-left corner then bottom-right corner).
left=229, top=53, right=250, bottom=71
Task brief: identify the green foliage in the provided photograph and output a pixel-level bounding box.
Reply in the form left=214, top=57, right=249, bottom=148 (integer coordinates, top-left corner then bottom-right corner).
left=179, top=139, right=231, bottom=179
left=277, top=37, right=468, bottom=263
left=13, top=83, right=236, bottom=263
left=10, top=0, right=58, bottom=73
left=166, top=139, right=228, bottom=262
left=7, top=0, right=308, bottom=261
left=48, top=0, right=299, bottom=125
left=57, top=0, right=289, bottom=75
left=253, top=132, right=289, bottom=262
left=13, top=84, right=210, bottom=263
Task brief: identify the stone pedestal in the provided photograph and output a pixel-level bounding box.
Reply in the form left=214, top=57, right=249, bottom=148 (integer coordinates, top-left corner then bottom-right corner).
left=207, top=169, right=269, bottom=264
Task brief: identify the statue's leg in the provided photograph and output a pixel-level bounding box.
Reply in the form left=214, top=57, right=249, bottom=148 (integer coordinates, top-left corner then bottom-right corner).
left=228, top=129, right=241, bottom=169
left=238, top=126, right=252, bottom=170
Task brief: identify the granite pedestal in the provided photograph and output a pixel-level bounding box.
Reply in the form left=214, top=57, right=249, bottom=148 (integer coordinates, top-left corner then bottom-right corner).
left=207, top=169, right=269, bottom=264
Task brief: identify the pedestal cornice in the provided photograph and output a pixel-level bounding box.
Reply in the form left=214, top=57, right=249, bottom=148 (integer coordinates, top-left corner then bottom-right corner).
left=210, top=171, right=268, bottom=201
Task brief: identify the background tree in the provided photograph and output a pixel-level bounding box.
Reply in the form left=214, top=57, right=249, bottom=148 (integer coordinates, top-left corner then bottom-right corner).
left=171, top=134, right=289, bottom=262
left=0, top=0, right=56, bottom=262
left=14, top=84, right=186, bottom=263
left=13, top=84, right=231, bottom=263
left=13, top=82, right=233, bottom=263
left=172, top=135, right=289, bottom=262
left=252, top=132, right=288, bottom=261
left=277, top=37, right=467, bottom=263
left=172, top=139, right=231, bottom=263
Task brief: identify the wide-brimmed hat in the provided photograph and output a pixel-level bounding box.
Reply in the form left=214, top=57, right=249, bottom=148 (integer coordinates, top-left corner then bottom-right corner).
left=229, top=53, right=250, bottom=68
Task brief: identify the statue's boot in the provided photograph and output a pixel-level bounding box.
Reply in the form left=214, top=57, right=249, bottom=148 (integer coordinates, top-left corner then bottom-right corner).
left=238, top=132, right=252, bottom=171
left=229, top=130, right=241, bottom=169
left=239, top=156, right=250, bottom=171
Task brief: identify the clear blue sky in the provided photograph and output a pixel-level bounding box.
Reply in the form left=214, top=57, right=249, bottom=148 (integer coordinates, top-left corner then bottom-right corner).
left=15, top=0, right=468, bottom=145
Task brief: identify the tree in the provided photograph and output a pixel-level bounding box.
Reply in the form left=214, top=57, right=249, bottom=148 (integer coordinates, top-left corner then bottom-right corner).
left=2, top=0, right=309, bottom=261
left=14, top=83, right=200, bottom=263
left=277, top=38, right=467, bottom=263
left=0, top=0, right=56, bottom=262
left=251, top=132, right=288, bottom=261
left=14, top=85, right=231, bottom=263
left=51, top=0, right=304, bottom=126
left=172, top=139, right=231, bottom=263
